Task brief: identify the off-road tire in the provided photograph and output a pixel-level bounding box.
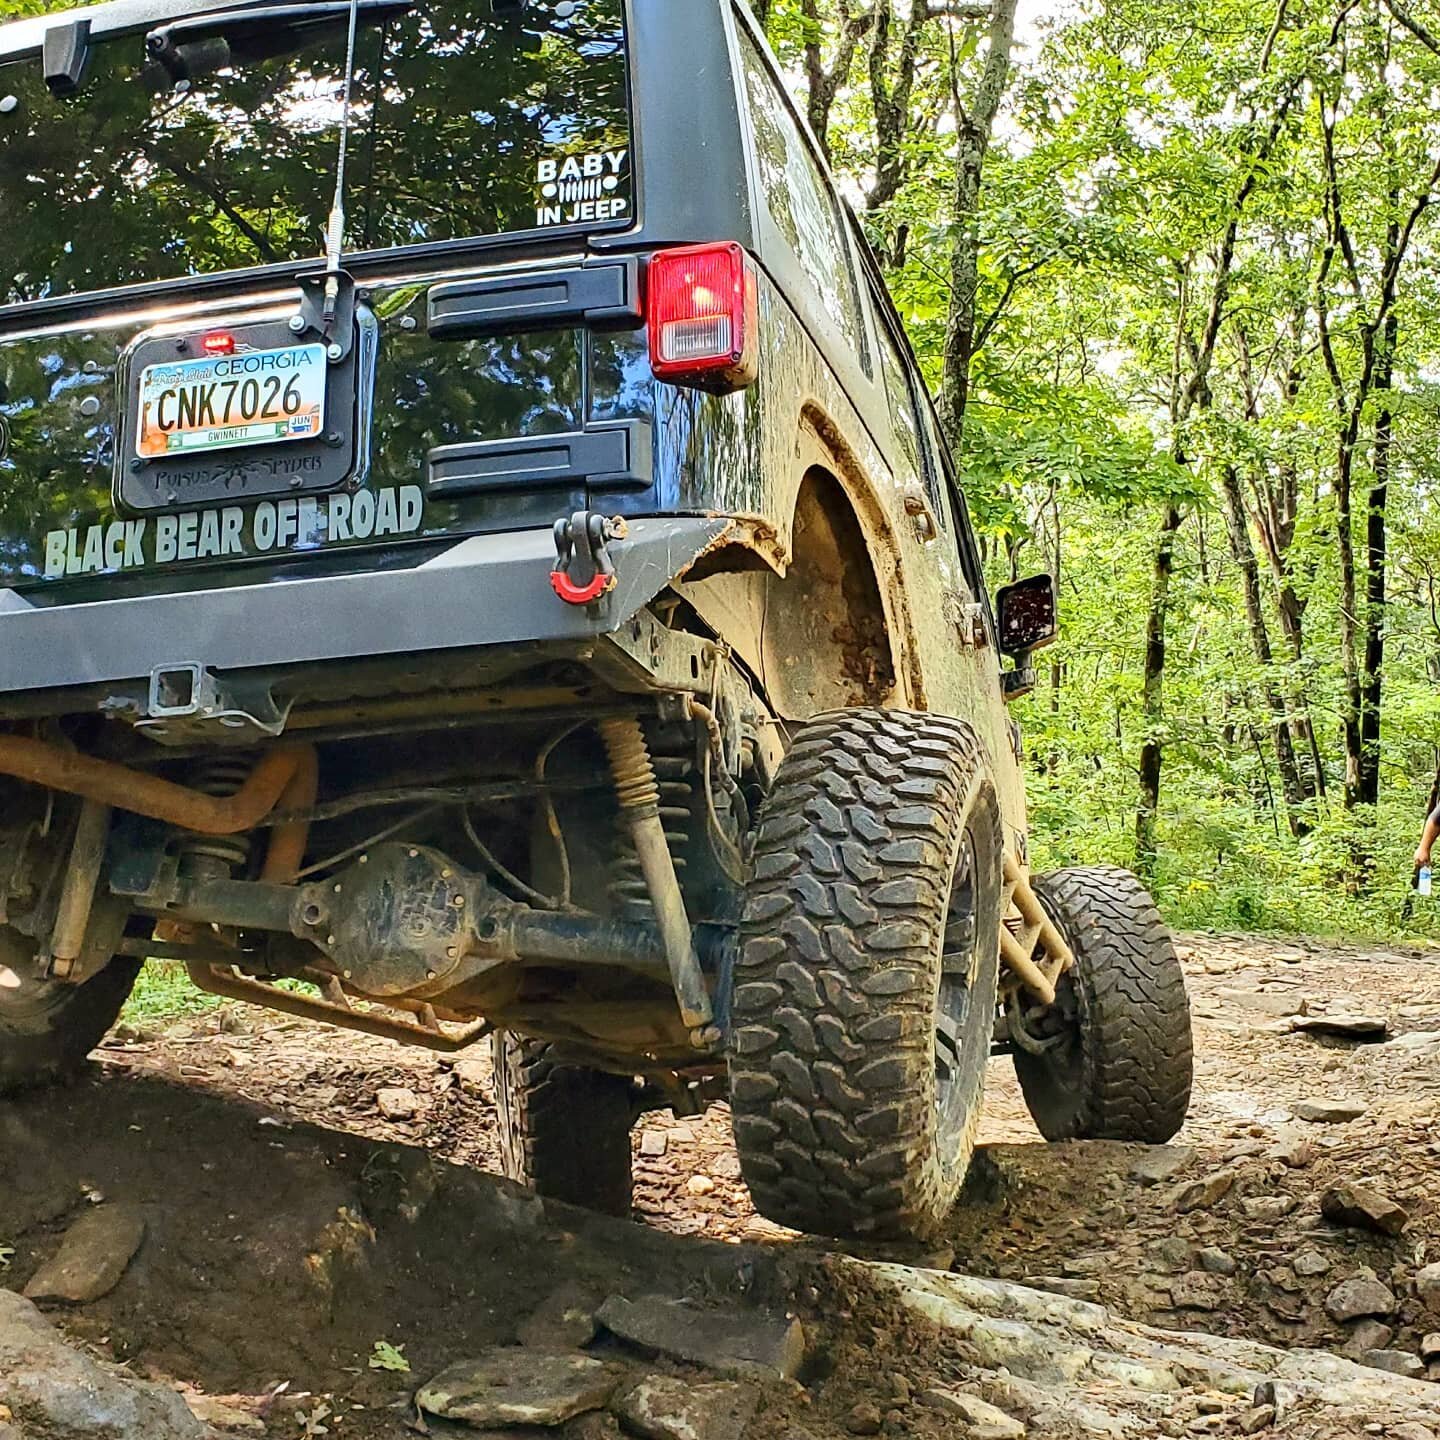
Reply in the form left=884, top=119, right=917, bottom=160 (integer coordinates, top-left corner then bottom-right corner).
left=729, top=708, right=1003, bottom=1241
left=1012, top=866, right=1192, bottom=1142
left=0, top=932, right=141, bottom=1095
left=491, top=1032, right=635, bottom=1216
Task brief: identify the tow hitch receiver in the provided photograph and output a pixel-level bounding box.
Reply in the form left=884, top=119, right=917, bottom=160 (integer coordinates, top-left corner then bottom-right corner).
left=550, top=510, right=626, bottom=606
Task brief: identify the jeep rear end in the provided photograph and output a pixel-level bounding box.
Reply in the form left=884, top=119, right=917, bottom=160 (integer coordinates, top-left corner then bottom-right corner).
left=0, top=0, right=1194, bottom=1242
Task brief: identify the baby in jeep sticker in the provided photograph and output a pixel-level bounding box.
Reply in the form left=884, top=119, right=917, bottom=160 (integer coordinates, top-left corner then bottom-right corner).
left=535, top=148, right=629, bottom=226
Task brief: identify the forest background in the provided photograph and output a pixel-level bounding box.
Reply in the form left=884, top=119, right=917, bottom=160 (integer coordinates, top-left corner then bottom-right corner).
left=750, top=0, right=1440, bottom=939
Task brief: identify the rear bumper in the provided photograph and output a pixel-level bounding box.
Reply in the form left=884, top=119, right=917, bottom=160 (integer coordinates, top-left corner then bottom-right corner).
left=0, top=518, right=729, bottom=694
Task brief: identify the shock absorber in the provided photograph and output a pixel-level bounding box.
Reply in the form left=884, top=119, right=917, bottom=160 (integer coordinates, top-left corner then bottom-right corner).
left=610, top=736, right=694, bottom=920
left=174, top=756, right=255, bottom=880
left=598, top=717, right=713, bottom=1036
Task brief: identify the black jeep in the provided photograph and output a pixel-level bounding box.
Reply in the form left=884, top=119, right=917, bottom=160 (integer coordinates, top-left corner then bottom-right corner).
left=0, top=0, right=1192, bottom=1239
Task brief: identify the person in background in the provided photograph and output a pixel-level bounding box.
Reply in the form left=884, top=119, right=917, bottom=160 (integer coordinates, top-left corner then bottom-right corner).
left=1416, top=802, right=1440, bottom=893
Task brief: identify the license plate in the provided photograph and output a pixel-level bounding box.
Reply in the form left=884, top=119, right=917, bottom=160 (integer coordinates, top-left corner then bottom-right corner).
left=135, top=344, right=327, bottom=459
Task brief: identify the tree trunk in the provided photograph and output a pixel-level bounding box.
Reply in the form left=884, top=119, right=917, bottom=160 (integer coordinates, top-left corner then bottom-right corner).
left=1217, top=466, right=1310, bottom=834
left=1358, top=313, right=1396, bottom=807
left=1334, top=407, right=1365, bottom=809
left=1135, top=502, right=1184, bottom=879
left=938, top=0, right=1019, bottom=445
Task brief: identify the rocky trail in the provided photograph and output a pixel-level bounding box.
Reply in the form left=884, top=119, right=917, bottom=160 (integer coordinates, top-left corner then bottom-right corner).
left=5, top=933, right=1440, bottom=1439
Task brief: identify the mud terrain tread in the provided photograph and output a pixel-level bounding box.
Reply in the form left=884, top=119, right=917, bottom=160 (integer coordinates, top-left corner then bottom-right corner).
left=730, top=707, right=1001, bottom=1240
left=0, top=954, right=142, bottom=1095
left=1022, top=866, right=1192, bottom=1142
left=491, top=1033, right=634, bottom=1217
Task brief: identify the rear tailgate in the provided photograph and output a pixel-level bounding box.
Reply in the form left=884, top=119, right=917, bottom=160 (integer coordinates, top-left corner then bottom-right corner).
left=0, top=0, right=645, bottom=594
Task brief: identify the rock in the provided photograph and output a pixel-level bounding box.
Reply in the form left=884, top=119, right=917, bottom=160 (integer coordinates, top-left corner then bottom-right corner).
left=1321, top=1183, right=1409, bottom=1236
left=1217, top=987, right=1302, bottom=1017
left=1293, top=1099, right=1367, bottom=1123
left=1324, top=1274, right=1396, bottom=1323
left=1391, top=1425, right=1439, bottom=1440
left=1358, top=1349, right=1425, bottom=1379
left=686, top=1175, right=717, bottom=1197
left=1389, top=1031, right=1440, bottom=1056
left=1168, top=1168, right=1237, bottom=1213
left=918, top=1389, right=1026, bottom=1438
left=1240, top=1195, right=1297, bottom=1222
left=1343, top=1320, right=1396, bottom=1354
left=1417, top=1262, right=1440, bottom=1308
left=23, top=1204, right=146, bottom=1304
left=846, top=1402, right=883, bottom=1436
left=639, top=1130, right=668, bottom=1158
left=417, top=1351, right=617, bottom=1427
left=452, top=1058, right=488, bottom=1096
left=0, top=1290, right=206, bottom=1438
left=1154, top=1236, right=1192, bottom=1270
left=564, top=1416, right=624, bottom=1440
left=1128, top=1146, right=1195, bottom=1186
left=1292, top=1014, right=1388, bottom=1040
left=180, top=1393, right=266, bottom=1431
left=1422, top=1333, right=1440, bottom=1361
left=1239, top=1405, right=1276, bottom=1434
left=1024, top=1276, right=1101, bottom=1301
left=1197, top=1248, right=1237, bottom=1276
left=1293, top=1250, right=1331, bottom=1278
left=376, top=1086, right=419, bottom=1120
left=1270, top=1130, right=1314, bottom=1168
left=596, top=1295, right=805, bottom=1380
left=517, top=1282, right=600, bottom=1351
left=616, top=1377, right=759, bottom=1440
left=1169, top=1273, right=1229, bottom=1312
left=863, top=1258, right=1440, bottom=1430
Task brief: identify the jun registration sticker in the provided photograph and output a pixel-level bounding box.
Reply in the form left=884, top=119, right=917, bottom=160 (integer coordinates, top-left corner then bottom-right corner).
left=135, top=344, right=326, bottom=458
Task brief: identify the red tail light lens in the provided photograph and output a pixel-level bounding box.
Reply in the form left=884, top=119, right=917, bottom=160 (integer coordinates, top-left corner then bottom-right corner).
left=647, top=242, right=759, bottom=391
left=202, top=331, right=236, bottom=356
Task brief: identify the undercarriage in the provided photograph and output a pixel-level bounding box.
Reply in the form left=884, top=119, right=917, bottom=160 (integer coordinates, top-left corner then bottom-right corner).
left=0, top=599, right=783, bottom=1091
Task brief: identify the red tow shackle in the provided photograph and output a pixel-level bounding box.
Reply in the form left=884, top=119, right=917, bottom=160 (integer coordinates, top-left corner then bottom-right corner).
left=549, top=511, right=626, bottom=607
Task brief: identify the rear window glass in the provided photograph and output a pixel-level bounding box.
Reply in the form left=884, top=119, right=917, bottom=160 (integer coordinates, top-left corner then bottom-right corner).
left=737, top=29, right=870, bottom=375
left=0, top=0, right=632, bottom=306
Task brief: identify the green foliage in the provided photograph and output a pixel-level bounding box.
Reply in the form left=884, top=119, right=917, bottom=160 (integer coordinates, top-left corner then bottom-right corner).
left=772, top=0, right=1440, bottom=940
left=122, top=965, right=220, bottom=1023
left=367, top=1341, right=411, bottom=1373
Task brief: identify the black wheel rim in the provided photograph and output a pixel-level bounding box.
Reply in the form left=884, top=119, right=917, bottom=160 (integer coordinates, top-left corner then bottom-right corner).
left=935, top=829, right=980, bottom=1170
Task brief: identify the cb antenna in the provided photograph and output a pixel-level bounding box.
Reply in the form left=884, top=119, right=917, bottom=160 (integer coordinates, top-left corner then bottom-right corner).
left=321, top=0, right=364, bottom=329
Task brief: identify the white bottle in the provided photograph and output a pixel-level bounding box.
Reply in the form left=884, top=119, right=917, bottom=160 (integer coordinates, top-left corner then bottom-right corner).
left=1421, top=865, right=1433, bottom=898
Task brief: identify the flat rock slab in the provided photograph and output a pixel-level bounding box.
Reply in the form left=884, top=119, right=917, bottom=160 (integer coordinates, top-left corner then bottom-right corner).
left=23, top=1203, right=145, bottom=1304
left=417, top=1350, right=618, bottom=1428
left=0, top=1289, right=206, bottom=1439
left=1321, top=1182, right=1409, bottom=1236
left=919, top=1387, right=1026, bottom=1438
left=1127, top=1146, right=1195, bottom=1186
left=597, top=1294, right=805, bottom=1380
left=1360, top=1349, right=1426, bottom=1379
left=1292, top=1013, right=1389, bottom=1041
left=617, top=1376, right=760, bottom=1440
left=1167, top=1167, right=1237, bottom=1213
left=857, top=1260, right=1440, bottom=1432
left=1293, top=1098, right=1368, bottom=1123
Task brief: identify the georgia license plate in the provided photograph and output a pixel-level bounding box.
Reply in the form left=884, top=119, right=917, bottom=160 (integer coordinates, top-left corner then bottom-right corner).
left=135, top=344, right=327, bottom=459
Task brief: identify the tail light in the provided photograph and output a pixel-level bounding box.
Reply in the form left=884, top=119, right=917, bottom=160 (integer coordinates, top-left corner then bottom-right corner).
left=647, top=242, right=759, bottom=392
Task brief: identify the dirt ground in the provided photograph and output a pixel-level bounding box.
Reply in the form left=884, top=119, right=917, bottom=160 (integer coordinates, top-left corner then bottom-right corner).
left=5, top=931, right=1440, bottom=1437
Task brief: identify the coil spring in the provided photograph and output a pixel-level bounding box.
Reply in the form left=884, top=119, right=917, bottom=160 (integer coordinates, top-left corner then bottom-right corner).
left=604, top=728, right=693, bottom=920
left=175, top=756, right=254, bottom=877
